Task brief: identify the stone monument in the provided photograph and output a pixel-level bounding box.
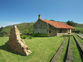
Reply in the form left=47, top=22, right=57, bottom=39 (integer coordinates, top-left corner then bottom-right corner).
left=7, top=25, right=32, bottom=56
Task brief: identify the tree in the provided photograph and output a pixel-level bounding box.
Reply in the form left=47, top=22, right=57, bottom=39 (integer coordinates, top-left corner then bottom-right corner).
left=0, top=31, right=7, bottom=37
left=0, top=27, right=3, bottom=32
left=50, top=20, right=55, bottom=21
left=66, top=20, right=77, bottom=26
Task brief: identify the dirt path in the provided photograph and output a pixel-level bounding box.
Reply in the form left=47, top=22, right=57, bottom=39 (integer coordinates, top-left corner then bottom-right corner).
left=73, top=36, right=83, bottom=52
left=50, top=37, right=66, bottom=62
left=73, top=36, right=83, bottom=62
left=66, top=37, right=74, bottom=62
left=50, top=35, right=83, bottom=62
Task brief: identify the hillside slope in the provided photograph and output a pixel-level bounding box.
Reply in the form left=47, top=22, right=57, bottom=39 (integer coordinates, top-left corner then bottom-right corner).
left=0, top=23, right=34, bottom=36
left=0, top=22, right=83, bottom=36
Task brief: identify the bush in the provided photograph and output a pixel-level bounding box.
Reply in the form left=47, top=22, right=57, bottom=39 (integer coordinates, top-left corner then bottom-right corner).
left=73, top=30, right=80, bottom=33
left=28, top=36, right=32, bottom=39
left=32, top=34, right=48, bottom=37
left=0, top=31, right=7, bottom=37
left=21, top=35, right=32, bottom=39
left=21, top=35, right=27, bottom=39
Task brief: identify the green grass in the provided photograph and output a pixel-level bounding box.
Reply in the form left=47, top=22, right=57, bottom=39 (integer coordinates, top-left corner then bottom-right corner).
left=75, top=27, right=83, bottom=33
left=75, top=27, right=83, bottom=31
left=0, top=23, right=34, bottom=36
left=0, top=36, right=64, bottom=62
left=74, top=34, right=83, bottom=43
left=71, top=36, right=82, bottom=62
left=55, top=37, right=69, bottom=62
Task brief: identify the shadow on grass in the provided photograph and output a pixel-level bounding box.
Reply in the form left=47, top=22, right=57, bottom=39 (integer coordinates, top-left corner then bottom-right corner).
left=0, top=44, right=26, bottom=56
left=63, top=36, right=70, bottom=62
left=73, top=36, right=83, bottom=62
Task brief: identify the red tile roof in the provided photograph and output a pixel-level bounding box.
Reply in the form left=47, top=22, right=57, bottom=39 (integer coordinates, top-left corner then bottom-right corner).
left=40, top=19, right=75, bottom=29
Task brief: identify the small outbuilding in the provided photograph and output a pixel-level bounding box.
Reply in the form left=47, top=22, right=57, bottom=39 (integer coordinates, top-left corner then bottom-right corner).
left=34, top=15, right=75, bottom=36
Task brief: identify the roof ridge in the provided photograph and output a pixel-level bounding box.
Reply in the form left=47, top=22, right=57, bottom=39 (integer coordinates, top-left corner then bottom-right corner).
left=41, top=19, right=65, bottom=23
left=40, top=19, right=74, bottom=29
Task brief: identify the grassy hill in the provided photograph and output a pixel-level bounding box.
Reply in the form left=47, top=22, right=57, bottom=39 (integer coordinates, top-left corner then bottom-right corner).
left=75, top=24, right=83, bottom=33
left=75, top=27, right=83, bottom=33
left=0, top=23, right=34, bottom=36
left=76, top=24, right=83, bottom=28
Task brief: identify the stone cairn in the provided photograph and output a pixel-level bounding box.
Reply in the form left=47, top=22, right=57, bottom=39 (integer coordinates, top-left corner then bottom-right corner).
left=6, top=25, right=32, bottom=56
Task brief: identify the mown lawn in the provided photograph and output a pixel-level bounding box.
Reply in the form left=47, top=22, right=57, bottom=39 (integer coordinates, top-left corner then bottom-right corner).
left=71, top=36, right=82, bottom=62
left=74, top=34, right=83, bottom=43
left=54, top=36, right=69, bottom=62
left=0, top=36, right=64, bottom=62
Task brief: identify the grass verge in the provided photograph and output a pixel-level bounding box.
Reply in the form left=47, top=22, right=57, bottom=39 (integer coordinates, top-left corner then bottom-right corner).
left=0, top=36, right=64, bottom=62
left=73, top=34, right=83, bottom=43
left=54, top=37, right=69, bottom=62
left=71, top=36, right=82, bottom=62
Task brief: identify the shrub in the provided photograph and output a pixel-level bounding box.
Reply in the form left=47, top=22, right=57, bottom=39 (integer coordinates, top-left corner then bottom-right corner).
left=28, top=36, right=32, bottom=39
left=73, top=30, right=80, bottom=33
left=32, top=34, right=48, bottom=37
left=0, top=31, right=7, bottom=37
left=21, top=35, right=32, bottom=39
left=21, top=35, right=27, bottom=39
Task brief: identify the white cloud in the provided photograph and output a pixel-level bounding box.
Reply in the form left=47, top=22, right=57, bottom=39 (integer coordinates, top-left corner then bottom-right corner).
left=0, top=21, right=21, bottom=27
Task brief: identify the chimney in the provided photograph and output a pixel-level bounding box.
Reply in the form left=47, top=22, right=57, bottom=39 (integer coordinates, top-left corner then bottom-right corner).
left=38, top=14, right=41, bottom=19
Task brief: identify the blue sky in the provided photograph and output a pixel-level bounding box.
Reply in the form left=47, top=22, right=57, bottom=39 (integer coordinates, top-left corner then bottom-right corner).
left=0, top=0, right=83, bottom=27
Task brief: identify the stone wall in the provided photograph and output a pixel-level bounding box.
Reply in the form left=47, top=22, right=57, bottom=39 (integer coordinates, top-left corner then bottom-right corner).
left=48, top=25, right=57, bottom=36
left=34, top=19, right=49, bottom=34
